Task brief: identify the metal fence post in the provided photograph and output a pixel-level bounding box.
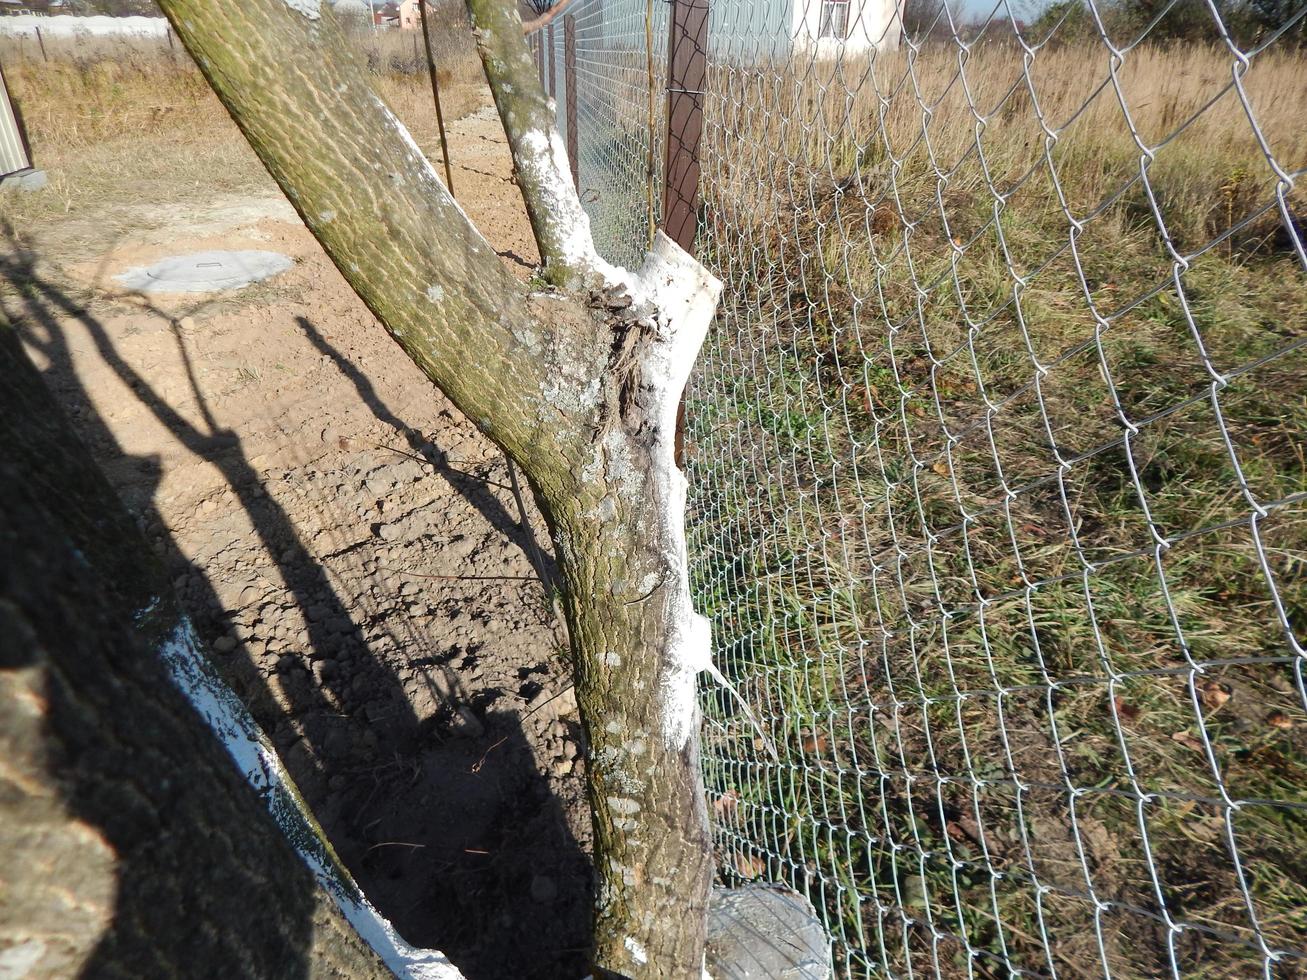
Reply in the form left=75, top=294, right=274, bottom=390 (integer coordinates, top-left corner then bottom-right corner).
left=664, top=0, right=708, bottom=465
left=662, top=0, right=708, bottom=255
left=564, top=13, right=579, bottom=192
left=548, top=23, right=557, bottom=99
left=35, top=26, right=48, bottom=63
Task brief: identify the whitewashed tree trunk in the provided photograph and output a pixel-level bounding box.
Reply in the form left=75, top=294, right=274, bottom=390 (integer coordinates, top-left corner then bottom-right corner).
left=152, top=0, right=722, bottom=975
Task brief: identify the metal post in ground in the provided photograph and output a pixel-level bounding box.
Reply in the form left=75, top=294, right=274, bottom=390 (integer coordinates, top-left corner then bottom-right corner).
left=548, top=23, right=556, bottom=99
left=35, top=27, right=48, bottom=63
left=663, top=0, right=707, bottom=255
left=663, top=0, right=709, bottom=466
left=417, top=0, right=455, bottom=193
left=564, top=13, right=579, bottom=192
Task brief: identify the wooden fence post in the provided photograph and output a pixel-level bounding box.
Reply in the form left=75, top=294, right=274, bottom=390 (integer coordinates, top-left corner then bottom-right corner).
left=662, top=0, right=708, bottom=255
left=35, top=26, right=48, bottom=63
left=564, top=13, right=579, bottom=192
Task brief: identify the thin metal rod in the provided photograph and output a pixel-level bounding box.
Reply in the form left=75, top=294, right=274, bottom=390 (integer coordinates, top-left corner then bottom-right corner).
left=418, top=0, right=456, bottom=195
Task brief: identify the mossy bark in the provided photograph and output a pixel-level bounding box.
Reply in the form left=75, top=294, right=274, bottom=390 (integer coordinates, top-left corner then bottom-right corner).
left=550, top=480, right=714, bottom=978
left=151, top=1, right=717, bottom=975
left=0, top=321, right=394, bottom=979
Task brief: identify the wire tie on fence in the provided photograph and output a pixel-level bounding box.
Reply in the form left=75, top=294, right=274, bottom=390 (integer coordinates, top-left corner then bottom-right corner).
left=665, top=86, right=705, bottom=95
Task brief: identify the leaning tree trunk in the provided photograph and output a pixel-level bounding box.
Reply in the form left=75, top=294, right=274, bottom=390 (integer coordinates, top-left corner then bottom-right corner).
left=152, top=1, right=722, bottom=976
left=0, top=318, right=411, bottom=979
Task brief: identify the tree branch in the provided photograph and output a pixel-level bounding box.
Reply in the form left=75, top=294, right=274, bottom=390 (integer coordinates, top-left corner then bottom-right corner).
left=520, top=0, right=578, bottom=36
left=465, top=0, right=617, bottom=289
left=155, top=0, right=569, bottom=481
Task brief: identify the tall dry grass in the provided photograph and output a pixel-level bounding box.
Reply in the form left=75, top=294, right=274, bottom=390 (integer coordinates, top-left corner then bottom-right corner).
left=693, top=36, right=1306, bottom=979
left=0, top=13, right=487, bottom=229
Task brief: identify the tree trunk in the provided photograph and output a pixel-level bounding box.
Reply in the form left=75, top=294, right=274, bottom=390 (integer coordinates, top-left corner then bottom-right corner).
left=149, top=1, right=723, bottom=975
left=0, top=320, right=410, bottom=979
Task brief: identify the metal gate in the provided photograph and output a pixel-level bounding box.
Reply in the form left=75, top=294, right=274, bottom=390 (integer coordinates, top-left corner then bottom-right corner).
left=0, top=65, right=32, bottom=177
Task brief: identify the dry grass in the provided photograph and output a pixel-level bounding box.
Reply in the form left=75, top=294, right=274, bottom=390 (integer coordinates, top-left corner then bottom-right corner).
left=692, top=36, right=1306, bottom=979
left=0, top=16, right=487, bottom=236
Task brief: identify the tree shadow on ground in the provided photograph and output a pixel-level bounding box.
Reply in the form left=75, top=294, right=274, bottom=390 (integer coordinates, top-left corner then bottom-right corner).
left=294, top=314, right=558, bottom=593
left=0, top=240, right=592, bottom=980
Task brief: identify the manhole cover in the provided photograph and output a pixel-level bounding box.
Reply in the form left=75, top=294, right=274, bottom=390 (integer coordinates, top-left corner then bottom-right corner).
left=115, top=250, right=294, bottom=293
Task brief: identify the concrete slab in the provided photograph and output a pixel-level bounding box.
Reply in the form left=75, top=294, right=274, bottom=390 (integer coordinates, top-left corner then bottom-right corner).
left=114, top=249, right=294, bottom=294
left=706, top=884, right=832, bottom=980
left=1, top=169, right=47, bottom=193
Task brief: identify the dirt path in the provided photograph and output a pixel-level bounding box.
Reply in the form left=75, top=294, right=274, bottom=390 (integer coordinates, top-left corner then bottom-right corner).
left=6, top=104, right=591, bottom=979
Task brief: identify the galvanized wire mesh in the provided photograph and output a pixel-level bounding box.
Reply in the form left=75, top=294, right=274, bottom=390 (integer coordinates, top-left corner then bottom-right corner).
left=531, top=0, right=668, bottom=268
left=535, top=0, right=1307, bottom=975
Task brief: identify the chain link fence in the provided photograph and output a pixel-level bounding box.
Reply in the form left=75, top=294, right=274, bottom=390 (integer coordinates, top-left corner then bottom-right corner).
left=530, top=0, right=669, bottom=267
left=534, top=0, right=1307, bottom=975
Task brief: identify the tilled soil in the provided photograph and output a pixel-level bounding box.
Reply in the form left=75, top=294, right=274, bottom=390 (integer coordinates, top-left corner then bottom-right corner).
left=6, top=104, right=593, bottom=979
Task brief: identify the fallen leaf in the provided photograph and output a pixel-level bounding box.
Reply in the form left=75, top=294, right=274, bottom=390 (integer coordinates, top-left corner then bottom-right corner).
left=1266, top=712, right=1294, bottom=730
left=732, top=851, right=765, bottom=879
left=713, top=789, right=740, bottom=821
left=931, top=461, right=949, bottom=477
left=1113, top=696, right=1140, bottom=723
left=1171, top=730, right=1204, bottom=752
left=800, top=732, right=828, bottom=755
left=945, top=815, right=983, bottom=848
left=1200, top=680, right=1231, bottom=711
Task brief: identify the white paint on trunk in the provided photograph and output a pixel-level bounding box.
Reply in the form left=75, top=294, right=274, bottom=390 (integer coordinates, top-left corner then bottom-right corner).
left=626, top=233, right=723, bottom=751
left=514, top=125, right=634, bottom=288
left=624, top=936, right=649, bottom=966
left=155, top=617, right=464, bottom=980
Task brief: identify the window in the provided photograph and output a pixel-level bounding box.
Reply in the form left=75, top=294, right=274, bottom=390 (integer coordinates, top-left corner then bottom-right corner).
left=819, top=0, right=851, bottom=39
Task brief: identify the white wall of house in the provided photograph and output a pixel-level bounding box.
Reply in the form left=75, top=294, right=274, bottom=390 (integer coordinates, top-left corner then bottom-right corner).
left=792, top=0, right=903, bottom=55
left=396, top=0, right=420, bottom=29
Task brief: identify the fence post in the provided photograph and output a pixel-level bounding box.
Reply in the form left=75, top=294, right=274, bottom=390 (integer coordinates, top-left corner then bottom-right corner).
left=548, top=23, right=557, bottom=99
left=418, top=0, right=455, bottom=193
left=564, top=13, right=579, bottom=192
left=662, top=0, right=708, bottom=255
left=35, top=26, right=48, bottom=63
left=664, top=0, right=708, bottom=465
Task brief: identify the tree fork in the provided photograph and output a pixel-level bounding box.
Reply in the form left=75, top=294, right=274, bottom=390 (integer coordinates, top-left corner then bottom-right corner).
left=152, top=1, right=722, bottom=975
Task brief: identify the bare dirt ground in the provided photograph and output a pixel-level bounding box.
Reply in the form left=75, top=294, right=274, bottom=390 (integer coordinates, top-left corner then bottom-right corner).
left=5, top=103, right=594, bottom=979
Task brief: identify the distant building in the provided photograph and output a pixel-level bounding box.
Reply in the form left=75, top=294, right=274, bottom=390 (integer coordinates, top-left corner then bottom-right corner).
left=587, top=0, right=903, bottom=58
left=0, top=63, right=34, bottom=181
left=714, top=0, right=904, bottom=56
left=387, top=0, right=420, bottom=29
left=0, top=0, right=52, bottom=16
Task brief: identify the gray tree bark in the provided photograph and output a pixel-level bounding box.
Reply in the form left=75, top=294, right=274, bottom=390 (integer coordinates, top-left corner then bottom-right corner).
left=0, top=319, right=395, bottom=979
left=151, top=1, right=721, bottom=977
